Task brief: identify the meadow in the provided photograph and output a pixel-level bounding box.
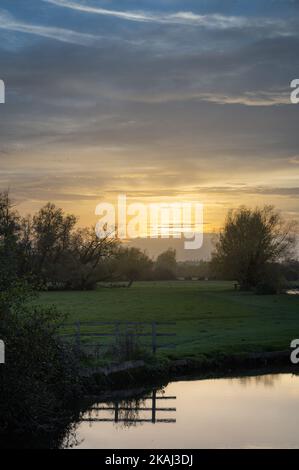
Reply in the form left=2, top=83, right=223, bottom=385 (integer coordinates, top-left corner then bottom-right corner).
left=35, top=281, right=299, bottom=361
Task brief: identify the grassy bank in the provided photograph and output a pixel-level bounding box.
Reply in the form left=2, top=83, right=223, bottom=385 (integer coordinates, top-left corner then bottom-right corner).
left=36, top=281, right=299, bottom=362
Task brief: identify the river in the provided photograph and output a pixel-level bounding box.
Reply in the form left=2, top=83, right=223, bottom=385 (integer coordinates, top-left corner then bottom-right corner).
left=65, top=372, right=299, bottom=449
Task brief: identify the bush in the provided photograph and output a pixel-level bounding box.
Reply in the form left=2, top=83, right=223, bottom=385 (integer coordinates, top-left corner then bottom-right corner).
left=109, top=326, right=150, bottom=362
left=0, top=283, right=83, bottom=443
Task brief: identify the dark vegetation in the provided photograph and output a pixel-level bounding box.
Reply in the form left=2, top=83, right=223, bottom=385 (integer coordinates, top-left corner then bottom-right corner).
left=0, top=286, right=83, bottom=447
left=0, top=192, right=83, bottom=443
left=211, top=206, right=297, bottom=293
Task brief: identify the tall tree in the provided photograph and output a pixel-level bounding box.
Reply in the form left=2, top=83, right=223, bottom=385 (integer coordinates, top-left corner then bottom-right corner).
left=212, top=206, right=297, bottom=290
left=32, top=203, right=77, bottom=276
left=0, top=191, right=21, bottom=290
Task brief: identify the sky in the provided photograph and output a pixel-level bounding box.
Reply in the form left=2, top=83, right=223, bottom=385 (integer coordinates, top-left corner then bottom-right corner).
left=0, top=0, right=299, bottom=240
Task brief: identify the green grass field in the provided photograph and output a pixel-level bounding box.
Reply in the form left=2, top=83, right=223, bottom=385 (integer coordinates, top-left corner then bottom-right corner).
left=36, top=281, right=299, bottom=360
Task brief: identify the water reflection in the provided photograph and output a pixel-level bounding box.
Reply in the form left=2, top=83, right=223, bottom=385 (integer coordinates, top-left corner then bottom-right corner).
left=286, top=289, right=299, bottom=295
left=237, top=373, right=282, bottom=388
left=82, top=390, right=176, bottom=428
left=68, top=372, right=299, bottom=449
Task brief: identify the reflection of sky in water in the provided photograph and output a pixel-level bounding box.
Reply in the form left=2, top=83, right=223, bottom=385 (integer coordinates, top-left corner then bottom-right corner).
left=69, top=373, right=299, bottom=449
left=287, top=290, right=299, bottom=296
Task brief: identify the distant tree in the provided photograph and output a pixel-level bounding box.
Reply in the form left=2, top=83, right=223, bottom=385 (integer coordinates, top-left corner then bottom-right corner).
left=212, top=206, right=297, bottom=291
left=280, top=259, right=299, bottom=282
left=177, top=260, right=211, bottom=280
left=154, top=248, right=177, bottom=280
left=113, top=247, right=153, bottom=287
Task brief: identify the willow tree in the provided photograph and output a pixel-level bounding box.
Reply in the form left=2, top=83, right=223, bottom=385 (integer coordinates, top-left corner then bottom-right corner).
left=212, top=206, right=297, bottom=291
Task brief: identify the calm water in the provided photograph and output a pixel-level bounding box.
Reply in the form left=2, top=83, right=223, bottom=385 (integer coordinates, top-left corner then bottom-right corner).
left=67, top=372, right=299, bottom=449
left=287, top=289, right=299, bottom=295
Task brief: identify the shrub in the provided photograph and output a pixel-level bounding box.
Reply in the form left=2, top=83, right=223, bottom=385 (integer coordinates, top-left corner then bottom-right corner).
left=0, top=283, right=83, bottom=442
left=109, top=327, right=150, bottom=362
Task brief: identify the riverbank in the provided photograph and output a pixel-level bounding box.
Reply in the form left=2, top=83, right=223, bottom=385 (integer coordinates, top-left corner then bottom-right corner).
left=83, top=348, right=296, bottom=393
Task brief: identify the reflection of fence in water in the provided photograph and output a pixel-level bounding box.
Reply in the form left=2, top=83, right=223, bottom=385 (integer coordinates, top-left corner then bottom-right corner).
left=82, top=391, right=176, bottom=425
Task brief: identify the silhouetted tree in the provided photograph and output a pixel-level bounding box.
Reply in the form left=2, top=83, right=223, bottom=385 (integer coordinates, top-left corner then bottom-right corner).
left=66, top=226, right=118, bottom=290
left=0, top=194, right=119, bottom=291
left=113, top=247, right=153, bottom=287
left=32, top=203, right=77, bottom=278
left=0, top=191, right=22, bottom=290
left=212, top=206, right=297, bottom=291
left=154, top=248, right=177, bottom=280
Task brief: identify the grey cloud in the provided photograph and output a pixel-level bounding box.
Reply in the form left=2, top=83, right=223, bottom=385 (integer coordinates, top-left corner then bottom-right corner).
left=1, top=19, right=299, bottom=204
left=192, top=186, right=299, bottom=197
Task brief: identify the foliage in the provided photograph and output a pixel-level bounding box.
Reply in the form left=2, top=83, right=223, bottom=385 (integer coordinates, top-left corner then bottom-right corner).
left=0, top=192, right=119, bottom=291
left=112, top=246, right=153, bottom=286
left=255, top=264, right=285, bottom=295
left=110, top=327, right=150, bottom=361
left=177, top=260, right=211, bottom=280
left=154, top=248, right=177, bottom=280
left=211, top=206, right=297, bottom=292
left=0, top=192, right=23, bottom=289
left=0, top=281, right=83, bottom=440
left=280, top=259, right=299, bottom=282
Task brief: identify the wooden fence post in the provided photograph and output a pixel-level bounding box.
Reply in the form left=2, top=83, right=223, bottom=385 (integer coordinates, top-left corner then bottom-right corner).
left=152, top=322, right=157, bottom=354
left=76, top=321, right=81, bottom=354
left=152, top=390, right=156, bottom=423
left=114, top=401, right=119, bottom=423
left=115, top=321, right=120, bottom=345
left=95, top=344, right=100, bottom=361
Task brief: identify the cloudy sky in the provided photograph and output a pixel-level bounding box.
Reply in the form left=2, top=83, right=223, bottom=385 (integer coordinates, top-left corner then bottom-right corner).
left=0, top=0, right=299, bottom=233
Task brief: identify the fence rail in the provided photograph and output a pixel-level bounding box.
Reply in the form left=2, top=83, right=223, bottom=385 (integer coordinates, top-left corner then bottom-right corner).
left=60, top=320, right=176, bottom=355
left=82, top=390, right=176, bottom=424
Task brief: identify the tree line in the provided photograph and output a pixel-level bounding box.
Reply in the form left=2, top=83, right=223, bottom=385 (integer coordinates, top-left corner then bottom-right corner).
left=0, top=191, right=185, bottom=290
left=1, top=191, right=298, bottom=293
